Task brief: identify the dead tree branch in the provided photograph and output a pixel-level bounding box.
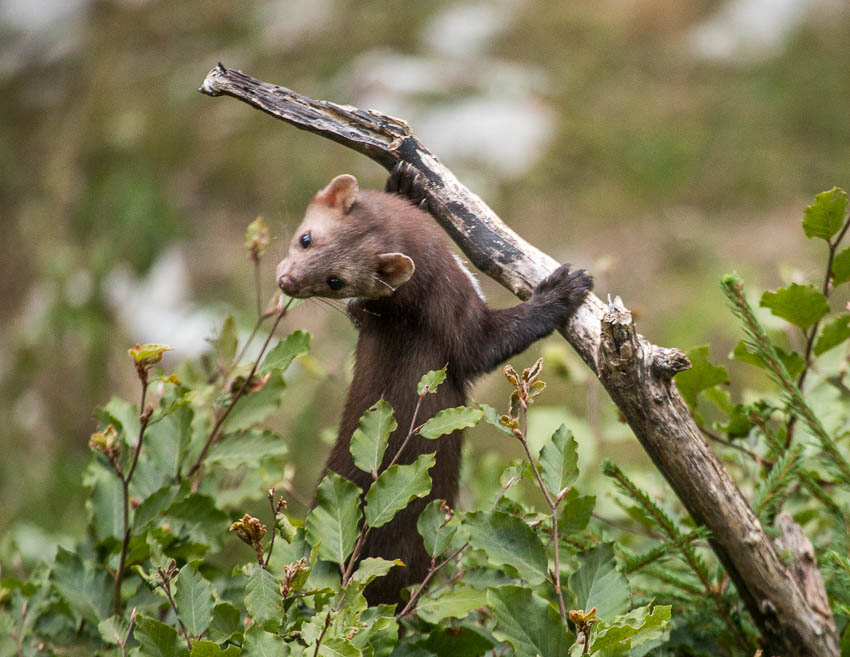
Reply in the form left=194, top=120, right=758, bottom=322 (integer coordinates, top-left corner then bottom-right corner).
left=199, top=64, right=838, bottom=657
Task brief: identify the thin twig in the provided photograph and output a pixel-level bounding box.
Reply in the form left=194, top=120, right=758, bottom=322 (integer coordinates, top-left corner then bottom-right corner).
left=787, top=214, right=850, bottom=447
left=396, top=542, right=469, bottom=619
left=516, top=408, right=569, bottom=630
left=119, top=608, right=137, bottom=657
left=113, top=375, right=152, bottom=615
left=263, top=490, right=286, bottom=569
left=159, top=570, right=193, bottom=652
left=253, top=256, right=263, bottom=318
left=187, top=300, right=292, bottom=478
left=16, top=601, right=27, bottom=657
left=385, top=391, right=426, bottom=470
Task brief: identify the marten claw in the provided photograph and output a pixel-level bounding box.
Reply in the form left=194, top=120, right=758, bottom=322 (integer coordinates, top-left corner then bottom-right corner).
left=386, top=162, right=430, bottom=211
left=533, top=265, right=594, bottom=310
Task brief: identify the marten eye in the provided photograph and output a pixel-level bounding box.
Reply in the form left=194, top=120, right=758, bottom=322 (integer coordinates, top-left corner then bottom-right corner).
left=299, top=232, right=312, bottom=248
left=327, top=276, right=344, bottom=291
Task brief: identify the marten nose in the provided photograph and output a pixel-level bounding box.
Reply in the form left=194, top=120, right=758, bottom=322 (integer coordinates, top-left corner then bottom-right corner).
left=278, top=274, right=298, bottom=296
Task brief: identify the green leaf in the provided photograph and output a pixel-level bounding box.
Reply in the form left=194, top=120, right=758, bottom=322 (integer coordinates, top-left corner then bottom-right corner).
left=464, top=510, right=547, bottom=583
left=350, top=557, right=402, bottom=587
left=538, top=424, right=579, bottom=499
left=242, top=625, right=290, bottom=657
left=191, top=641, right=242, bottom=657
left=673, top=346, right=729, bottom=409
left=479, top=402, right=514, bottom=435
left=417, top=499, right=458, bottom=558
left=206, top=602, right=242, bottom=644
left=365, top=453, right=435, bottom=528
left=559, top=490, right=596, bottom=534
left=319, top=637, right=361, bottom=657
left=260, top=330, right=311, bottom=374
left=167, top=493, right=229, bottom=545
left=98, top=615, right=130, bottom=645
left=176, top=564, right=215, bottom=638
left=420, top=626, right=493, bottom=657
left=416, top=586, right=487, bottom=623
left=802, top=187, right=848, bottom=240
left=134, top=484, right=184, bottom=532
left=590, top=605, right=671, bottom=653
left=128, top=343, right=173, bottom=366
left=832, top=247, right=850, bottom=285
left=731, top=340, right=805, bottom=378
left=417, top=366, right=447, bottom=395
left=215, top=315, right=238, bottom=367
left=814, top=315, right=850, bottom=356
left=51, top=547, right=111, bottom=626
left=760, top=283, right=829, bottom=330
left=568, top=543, right=630, bottom=622
left=134, top=615, right=188, bottom=657
left=351, top=611, right=397, bottom=657
left=84, top=460, right=124, bottom=542
left=349, top=400, right=396, bottom=476
left=419, top=406, right=483, bottom=439
left=207, top=430, right=288, bottom=468
left=245, top=564, right=282, bottom=631
left=305, top=472, right=362, bottom=564
left=488, top=586, right=573, bottom=657
left=223, top=370, right=286, bottom=433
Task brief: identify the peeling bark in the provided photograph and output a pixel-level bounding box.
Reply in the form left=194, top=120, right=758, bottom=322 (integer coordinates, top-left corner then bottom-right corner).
left=199, top=64, right=839, bottom=657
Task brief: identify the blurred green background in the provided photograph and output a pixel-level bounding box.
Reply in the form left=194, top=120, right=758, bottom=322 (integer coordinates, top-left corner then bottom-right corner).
left=2, top=0, right=849, bottom=542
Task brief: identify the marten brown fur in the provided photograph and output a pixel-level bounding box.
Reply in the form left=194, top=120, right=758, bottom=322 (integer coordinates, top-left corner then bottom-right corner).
left=276, top=169, right=592, bottom=604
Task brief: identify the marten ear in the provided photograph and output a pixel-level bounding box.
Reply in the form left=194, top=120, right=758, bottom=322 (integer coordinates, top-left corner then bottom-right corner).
left=316, top=174, right=359, bottom=213
left=376, top=253, right=415, bottom=291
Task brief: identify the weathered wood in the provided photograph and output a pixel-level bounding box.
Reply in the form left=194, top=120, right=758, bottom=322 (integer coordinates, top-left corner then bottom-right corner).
left=199, top=64, right=839, bottom=657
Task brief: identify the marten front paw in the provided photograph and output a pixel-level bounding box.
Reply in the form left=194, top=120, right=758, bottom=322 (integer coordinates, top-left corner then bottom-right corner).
left=385, top=162, right=431, bottom=212
left=532, top=265, right=593, bottom=313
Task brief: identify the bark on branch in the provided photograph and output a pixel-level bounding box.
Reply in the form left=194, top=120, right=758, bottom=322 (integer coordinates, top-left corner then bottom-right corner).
left=199, top=64, right=838, bottom=657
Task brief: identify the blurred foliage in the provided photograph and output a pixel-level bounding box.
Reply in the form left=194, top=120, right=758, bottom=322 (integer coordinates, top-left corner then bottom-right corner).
left=1, top=0, right=849, bottom=601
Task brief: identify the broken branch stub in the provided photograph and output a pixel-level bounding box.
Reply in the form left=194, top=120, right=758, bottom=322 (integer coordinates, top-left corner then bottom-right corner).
left=199, top=64, right=838, bottom=657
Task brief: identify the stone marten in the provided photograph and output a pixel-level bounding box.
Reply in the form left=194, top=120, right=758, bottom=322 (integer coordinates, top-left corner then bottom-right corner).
left=275, top=169, right=592, bottom=604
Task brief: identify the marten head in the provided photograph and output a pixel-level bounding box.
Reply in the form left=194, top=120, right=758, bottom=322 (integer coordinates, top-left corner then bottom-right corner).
left=276, top=174, right=416, bottom=299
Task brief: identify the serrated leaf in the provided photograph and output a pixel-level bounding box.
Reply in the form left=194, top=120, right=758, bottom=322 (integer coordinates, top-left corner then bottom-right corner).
left=350, top=558, right=402, bottom=587
left=223, top=370, right=286, bottom=433
left=215, top=315, right=238, bottom=367
left=479, top=402, right=514, bottom=435
left=350, top=400, right=396, bottom=475
left=416, top=586, right=487, bottom=623
left=305, top=472, right=362, bottom=564
left=84, top=460, right=124, bottom=542
left=538, top=424, right=579, bottom=499
left=319, top=637, right=361, bottom=657
left=191, top=641, right=242, bottom=657
left=176, top=564, right=215, bottom=637
left=245, top=565, right=282, bottom=631
left=488, top=586, right=573, bottom=657
left=417, top=367, right=447, bottom=395
left=242, top=625, right=289, bottom=657
left=417, top=499, right=458, bottom=558
left=568, top=543, right=630, bottom=622
left=590, top=605, right=671, bottom=653
left=166, top=493, right=229, bottom=545
left=98, top=615, right=130, bottom=645
left=760, top=283, right=829, bottom=330
left=260, top=330, right=311, bottom=374
left=129, top=343, right=173, bottom=366
left=803, top=187, right=848, bottom=240
left=559, top=490, right=596, bottom=534
left=814, top=315, right=850, bottom=356
left=51, top=547, right=111, bottom=626
left=365, top=453, right=435, bottom=528
left=419, top=406, right=483, bottom=439
left=134, top=615, right=188, bottom=657
left=206, top=602, right=241, bottom=644
left=832, top=247, right=850, bottom=285
left=464, top=510, right=547, bottom=583
left=730, top=340, right=804, bottom=379
left=351, top=611, right=397, bottom=657
left=673, top=345, right=729, bottom=409
left=207, top=430, right=288, bottom=468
